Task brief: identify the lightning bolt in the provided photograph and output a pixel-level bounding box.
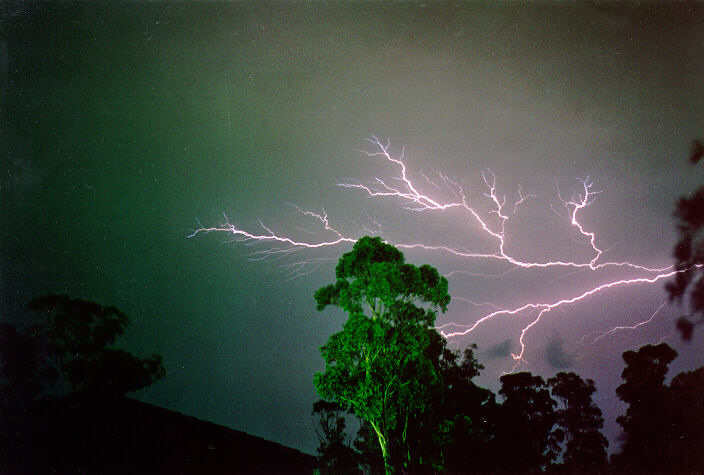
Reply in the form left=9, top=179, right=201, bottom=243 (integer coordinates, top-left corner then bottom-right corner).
left=588, top=300, right=670, bottom=345
left=190, top=137, right=684, bottom=373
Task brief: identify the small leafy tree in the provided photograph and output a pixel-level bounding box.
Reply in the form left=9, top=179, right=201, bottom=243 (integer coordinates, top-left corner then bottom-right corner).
left=612, top=343, right=677, bottom=470
left=548, top=372, right=608, bottom=470
left=314, top=236, right=450, bottom=474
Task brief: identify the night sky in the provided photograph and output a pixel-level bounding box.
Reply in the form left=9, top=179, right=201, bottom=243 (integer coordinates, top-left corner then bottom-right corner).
left=3, top=2, right=704, bottom=455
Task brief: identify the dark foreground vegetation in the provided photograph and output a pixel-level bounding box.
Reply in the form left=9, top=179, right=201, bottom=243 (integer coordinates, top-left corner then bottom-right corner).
left=0, top=295, right=314, bottom=474
left=3, top=144, right=704, bottom=473
left=3, top=243, right=703, bottom=475
left=1, top=396, right=314, bottom=474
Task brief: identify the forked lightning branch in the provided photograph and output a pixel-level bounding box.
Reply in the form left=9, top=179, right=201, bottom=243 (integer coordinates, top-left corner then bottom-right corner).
left=190, top=137, right=685, bottom=372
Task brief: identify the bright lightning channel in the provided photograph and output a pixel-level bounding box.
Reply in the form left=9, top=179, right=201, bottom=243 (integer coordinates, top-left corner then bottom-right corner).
left=190, top=137, right=683, bottom=372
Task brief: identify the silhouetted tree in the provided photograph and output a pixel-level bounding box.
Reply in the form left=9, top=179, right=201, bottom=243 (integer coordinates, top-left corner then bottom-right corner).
left=314, top=236, right=450, bottom=474
left=667, top=138, right=704, bottom=339
left=0, top=322, right=49, bottom=409
left=0, top=295, right=164, bottom=401
left=613, top=343, right=704, bottom=470
left=495, top=372, right=561, bottom=472
left=354, top=420, right=385, bottom=474
left=612, top=343, right=677, bottom=470
left=668, top=367, right=704, bottom=469
left=427, top=340, right=499, bottom=473
left=312, top=400, right=361, bottom=474
left=0, top=295, right=166, bottom=473
left=547, top=372, right=608, bottom=470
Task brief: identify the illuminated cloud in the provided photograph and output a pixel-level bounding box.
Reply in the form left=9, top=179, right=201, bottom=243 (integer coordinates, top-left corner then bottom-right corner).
left=486, top=339, right=514, bottom=360
left=545, top=335, right=575, bottom=370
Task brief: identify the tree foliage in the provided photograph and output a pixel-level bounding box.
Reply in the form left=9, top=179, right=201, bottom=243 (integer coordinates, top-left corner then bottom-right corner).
left=310, top=324, right=704, bottom=473
left=0, top=295, right=165, bottom=404
left=314, top=236, right=450, bottom=474
left=667, top=366, right=704, bottom=469
left=667, top=139, right=704, bottom=339
left=428, top=342, right=498, bottom=473
left=0, top=295, right=166, bottom=473
left=312, top=337, right=495, bottom=474
left=548, top=372, right=608, bottom=470
left=312, top=237, right=704, bottom=473
left=312, top=400, right=361, bottom=474
left=495, top=372, right=561, bottom=472
left=612, top=342, right=704, bottom=471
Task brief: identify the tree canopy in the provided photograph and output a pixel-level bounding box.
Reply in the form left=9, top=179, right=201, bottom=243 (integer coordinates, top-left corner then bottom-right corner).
left=495, top=372, right=561, bottom=472
left=612, top=343, right=704, bottom=471
left=0, top=295, right=165, bottom=405
left=314, top=236, right=450, bottom=474
left=0, top=295, right=167, bottom=473
left=311, top=238, right=704, bottom=474
left=548, top=372, right=608, bottom=470
left=312, top=399, right=360, bottom=474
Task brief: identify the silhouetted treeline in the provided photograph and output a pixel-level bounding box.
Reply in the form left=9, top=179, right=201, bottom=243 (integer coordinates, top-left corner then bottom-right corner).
left=313, top=342, right=704, bottom=474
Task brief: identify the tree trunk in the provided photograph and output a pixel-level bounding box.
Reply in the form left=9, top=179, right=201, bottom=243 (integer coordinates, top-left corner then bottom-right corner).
left=383, top=453, right=395, bottom=475
left=371, top=423, right=397, bottom=475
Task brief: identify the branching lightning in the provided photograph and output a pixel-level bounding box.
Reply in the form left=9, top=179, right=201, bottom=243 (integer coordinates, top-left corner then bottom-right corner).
left=190, top=137, right=686, bottom=373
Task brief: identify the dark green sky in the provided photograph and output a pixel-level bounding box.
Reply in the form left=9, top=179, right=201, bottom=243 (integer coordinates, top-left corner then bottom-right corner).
left=2, top=2, right=704, bottom=453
